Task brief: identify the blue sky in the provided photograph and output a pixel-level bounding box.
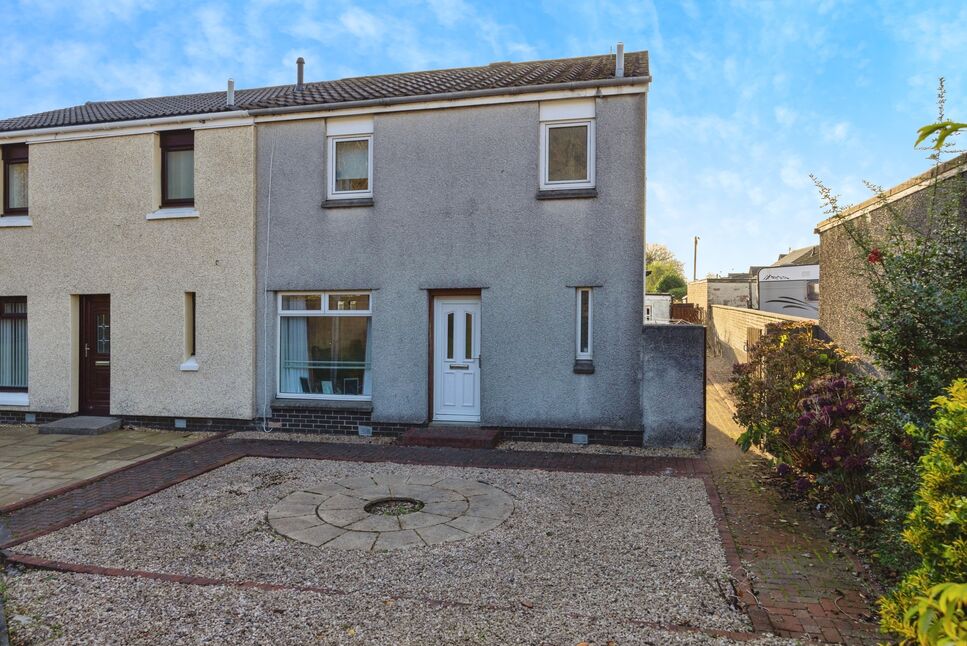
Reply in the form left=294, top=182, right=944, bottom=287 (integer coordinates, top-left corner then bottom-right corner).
left=1, top=0, right=964, bottom=276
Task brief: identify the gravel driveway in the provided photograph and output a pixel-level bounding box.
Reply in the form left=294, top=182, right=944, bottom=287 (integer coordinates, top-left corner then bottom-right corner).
left=3, top=458, right=788, bottom=644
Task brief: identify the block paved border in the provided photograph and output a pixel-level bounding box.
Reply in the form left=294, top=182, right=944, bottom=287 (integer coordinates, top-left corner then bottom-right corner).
left=1, top=436, right=776, bottom=640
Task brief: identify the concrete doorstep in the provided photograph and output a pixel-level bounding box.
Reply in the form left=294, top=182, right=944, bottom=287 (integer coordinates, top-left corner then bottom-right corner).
left=38, top=417, right=121, bottom=436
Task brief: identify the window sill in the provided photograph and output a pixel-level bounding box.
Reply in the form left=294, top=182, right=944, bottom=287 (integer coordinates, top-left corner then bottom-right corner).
left=0, top=392, right=29, bottom=406
left=537, top=188, right=597, bottom=200
left=272, top=397, right=373, bottom=412
left=322, top=198, right=374, bottom=209
left=573, top=359, right=595, bottom=374
left=146, top=207, right=200, bottom=220
left=0, top=216, right=32, bottom=227
left=179, top=357, right=199, bottom=372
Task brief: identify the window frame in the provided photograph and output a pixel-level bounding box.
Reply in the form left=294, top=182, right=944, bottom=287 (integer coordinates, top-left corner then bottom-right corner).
left=2, top=144, right=29, bottom=216
left=277, top=291, right=373, bottom=401
left=327, top=134, right=374, bottom=200
left=0, top=296, right=27, bottom=393
left=575, top=287, right=593, bottom=361
left=160, top=130, right=195, bottom=208
left=540, top=118, right=595, bottom=191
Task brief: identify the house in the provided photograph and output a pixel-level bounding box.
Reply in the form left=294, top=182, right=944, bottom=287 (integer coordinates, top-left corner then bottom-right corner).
left=814, top=154, right=966, bottom=359
left=255, top=50, right=652, bottom=441
left=757, top=245, right=819, bottom=318
left=644, top=293, right=671, bottom=323
left=686, top=272, right=758, bottom=313
left=0, top=48, right=682, bottom=445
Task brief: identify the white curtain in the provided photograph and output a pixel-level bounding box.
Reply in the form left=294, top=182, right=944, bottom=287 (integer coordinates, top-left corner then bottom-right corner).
left=335, top=140, right=369, bottom=186
left=0, top=314, right=27, bottom=388
left=362, top=318, right=373, bottom=396
left=280, top=296, right=310, bottom=393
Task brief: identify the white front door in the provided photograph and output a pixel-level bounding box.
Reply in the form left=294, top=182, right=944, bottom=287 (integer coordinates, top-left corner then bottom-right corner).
left=433, top=296, right=481, bottom=422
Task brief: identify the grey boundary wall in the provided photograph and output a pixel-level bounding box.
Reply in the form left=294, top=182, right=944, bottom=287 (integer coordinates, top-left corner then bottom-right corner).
left=640, top=324, right=706, bottom=450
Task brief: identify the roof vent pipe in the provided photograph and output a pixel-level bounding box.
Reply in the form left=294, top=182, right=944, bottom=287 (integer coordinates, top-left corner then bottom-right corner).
left=226, top=78, right=235, bottom=107
left=615, top=42, right=624, bottom=77
left=296, top=57, right=305, bottom=91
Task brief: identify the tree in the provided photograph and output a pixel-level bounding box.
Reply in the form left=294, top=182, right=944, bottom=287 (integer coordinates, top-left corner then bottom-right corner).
left=646, top=244, right=686, bottom=297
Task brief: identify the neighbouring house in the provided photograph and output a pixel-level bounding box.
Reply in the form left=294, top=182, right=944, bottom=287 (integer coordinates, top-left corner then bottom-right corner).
left=0, top=49, right=707, bottom=447
left=686, top=272, right=758, bottom=314
left=757, top=245, right=819, bottom=318
left=815, top=153, right=967, bottom=359
left=0, top=90, right=258, bottom=426
left=645, top=293, right=672, bottom=323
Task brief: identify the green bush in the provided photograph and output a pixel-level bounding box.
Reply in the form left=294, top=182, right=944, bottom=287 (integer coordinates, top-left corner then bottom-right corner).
left=730, top=321, right=851, bottom=459
left=880, top=379, right=967, bottom=642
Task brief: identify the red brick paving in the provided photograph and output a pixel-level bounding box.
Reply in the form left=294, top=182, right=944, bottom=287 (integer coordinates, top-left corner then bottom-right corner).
left=706, top=355, right=882, bottom=644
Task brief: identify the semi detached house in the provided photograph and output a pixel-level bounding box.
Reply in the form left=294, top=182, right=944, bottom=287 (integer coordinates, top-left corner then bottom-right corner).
left=0, top=48, right=701, bottom=447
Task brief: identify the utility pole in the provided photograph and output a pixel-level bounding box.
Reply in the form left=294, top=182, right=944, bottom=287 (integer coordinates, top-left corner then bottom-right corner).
left=693, top=236, right=700, bottom=281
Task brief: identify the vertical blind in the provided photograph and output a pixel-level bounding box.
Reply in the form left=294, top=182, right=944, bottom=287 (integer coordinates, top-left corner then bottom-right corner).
left=0, top=300, right=27, bottom=389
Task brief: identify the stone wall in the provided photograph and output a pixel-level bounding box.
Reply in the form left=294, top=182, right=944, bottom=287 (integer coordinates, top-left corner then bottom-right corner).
left=708, top=305, right=816, bottom=365
left=640, top=324, right=705, bottom=449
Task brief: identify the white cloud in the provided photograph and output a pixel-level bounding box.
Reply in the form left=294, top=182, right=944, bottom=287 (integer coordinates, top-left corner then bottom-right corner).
left=774, top=106, right=797, bottom=127
left=822, top=121, right=850, bottom=143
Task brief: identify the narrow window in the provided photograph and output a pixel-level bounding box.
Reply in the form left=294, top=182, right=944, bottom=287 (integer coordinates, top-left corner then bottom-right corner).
left=185, top=292, right=196, bottom=360
left=576, top=288, right=592, bottom=360
left=161, top=130, right=194, bottom=207
left=278, top=292, right=373, bottom=399
left=540, top=120, right=594, bottom=190
left=328, top=135, right=373, bottom=199
left=2, top=144, right=29, bottom=216
left=0, top=297, right=27, bottom=392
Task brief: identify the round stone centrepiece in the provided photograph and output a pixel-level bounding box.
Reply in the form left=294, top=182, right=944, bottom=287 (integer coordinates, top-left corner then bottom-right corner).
left=267, top=475, right=514, bottom=551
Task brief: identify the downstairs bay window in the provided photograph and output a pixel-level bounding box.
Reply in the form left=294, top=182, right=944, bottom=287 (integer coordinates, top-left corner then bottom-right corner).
left=0, top=297, right=28, bottom=403
left=278, top=292, right=372, bottom=400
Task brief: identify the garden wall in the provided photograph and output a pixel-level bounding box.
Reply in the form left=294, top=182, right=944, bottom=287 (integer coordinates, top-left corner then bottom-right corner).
left=708, top=305, right=817, bottom=364
left=641, top=324, right=706, bottom=449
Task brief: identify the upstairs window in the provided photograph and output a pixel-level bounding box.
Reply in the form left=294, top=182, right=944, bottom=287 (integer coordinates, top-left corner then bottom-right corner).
left=161, top=130, right=194, bottom=207
left=2, top=144, right=28, bottom=216
left=539, top=99, right=595, bottom=191
left=0, top=297, right=27, bottom=392
left=327, top=116, right=374, bottom=201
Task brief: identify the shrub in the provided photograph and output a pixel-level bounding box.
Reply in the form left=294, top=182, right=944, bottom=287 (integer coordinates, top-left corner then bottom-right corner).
left=777, top=375, right=871, bottom=525
left=879, top=379, right=967, bottom=642
left=730, top=321, right=851, bottom=459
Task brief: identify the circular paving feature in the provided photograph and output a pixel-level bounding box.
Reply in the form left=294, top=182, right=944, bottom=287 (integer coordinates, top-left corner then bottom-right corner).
left=267, top=475, right=514, bottom=551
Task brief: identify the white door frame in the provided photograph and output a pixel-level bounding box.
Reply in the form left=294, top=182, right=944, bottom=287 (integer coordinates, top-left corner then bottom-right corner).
left=432, top=294, right=481, bottom=423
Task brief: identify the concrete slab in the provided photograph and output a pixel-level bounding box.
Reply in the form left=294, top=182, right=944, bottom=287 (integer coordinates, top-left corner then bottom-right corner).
left=39, top=417, right=121, bottom=436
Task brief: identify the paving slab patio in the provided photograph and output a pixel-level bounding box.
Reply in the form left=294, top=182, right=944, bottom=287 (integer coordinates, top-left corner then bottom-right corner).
left=0, top=425, right=208, bottom=509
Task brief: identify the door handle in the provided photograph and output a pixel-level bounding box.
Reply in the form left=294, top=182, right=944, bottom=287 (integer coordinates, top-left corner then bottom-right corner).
left=84, top=343, right=90, bottom=358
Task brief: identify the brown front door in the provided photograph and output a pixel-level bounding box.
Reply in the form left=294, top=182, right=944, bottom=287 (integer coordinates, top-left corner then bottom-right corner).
left=80, top=295, right=111, bottom=415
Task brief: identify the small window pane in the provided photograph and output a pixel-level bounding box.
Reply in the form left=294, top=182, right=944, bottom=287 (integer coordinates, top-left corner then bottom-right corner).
left=282, top=295, right=322, bottom=311
left=334, top=139, right=369, bottom=191
left=548, top=125, right=588, bottom=182
left=165, top=149, right=194, bottom=200
left=328, top=294, right=370, bottom=311
left=579, top=290, right=590, bottom=354
left=280, top=316, right=371, bottom=396
left=7, top=162, right=28, bottom=210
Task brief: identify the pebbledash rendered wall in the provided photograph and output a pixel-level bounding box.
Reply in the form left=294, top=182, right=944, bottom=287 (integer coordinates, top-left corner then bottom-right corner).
left=254, top=95, right=647, bottom=439
left=640, top=324, right=705, bottom=449
left=0, top=126, right=258, bottom=421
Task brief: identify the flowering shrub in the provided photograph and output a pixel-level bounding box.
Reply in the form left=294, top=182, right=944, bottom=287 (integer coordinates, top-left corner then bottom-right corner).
left=730, top=321, right=851, bottom=458
left=879, top=379, right=967, bottom=641
left=777, top=376, right=871, bottom=525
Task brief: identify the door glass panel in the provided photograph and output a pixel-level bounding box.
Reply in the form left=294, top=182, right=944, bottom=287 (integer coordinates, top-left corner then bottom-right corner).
left=96, top=313, right=110, bottom=354
left=446, top=313, right=454, bottom=360
left=465, top=312, right=473, bottom=360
